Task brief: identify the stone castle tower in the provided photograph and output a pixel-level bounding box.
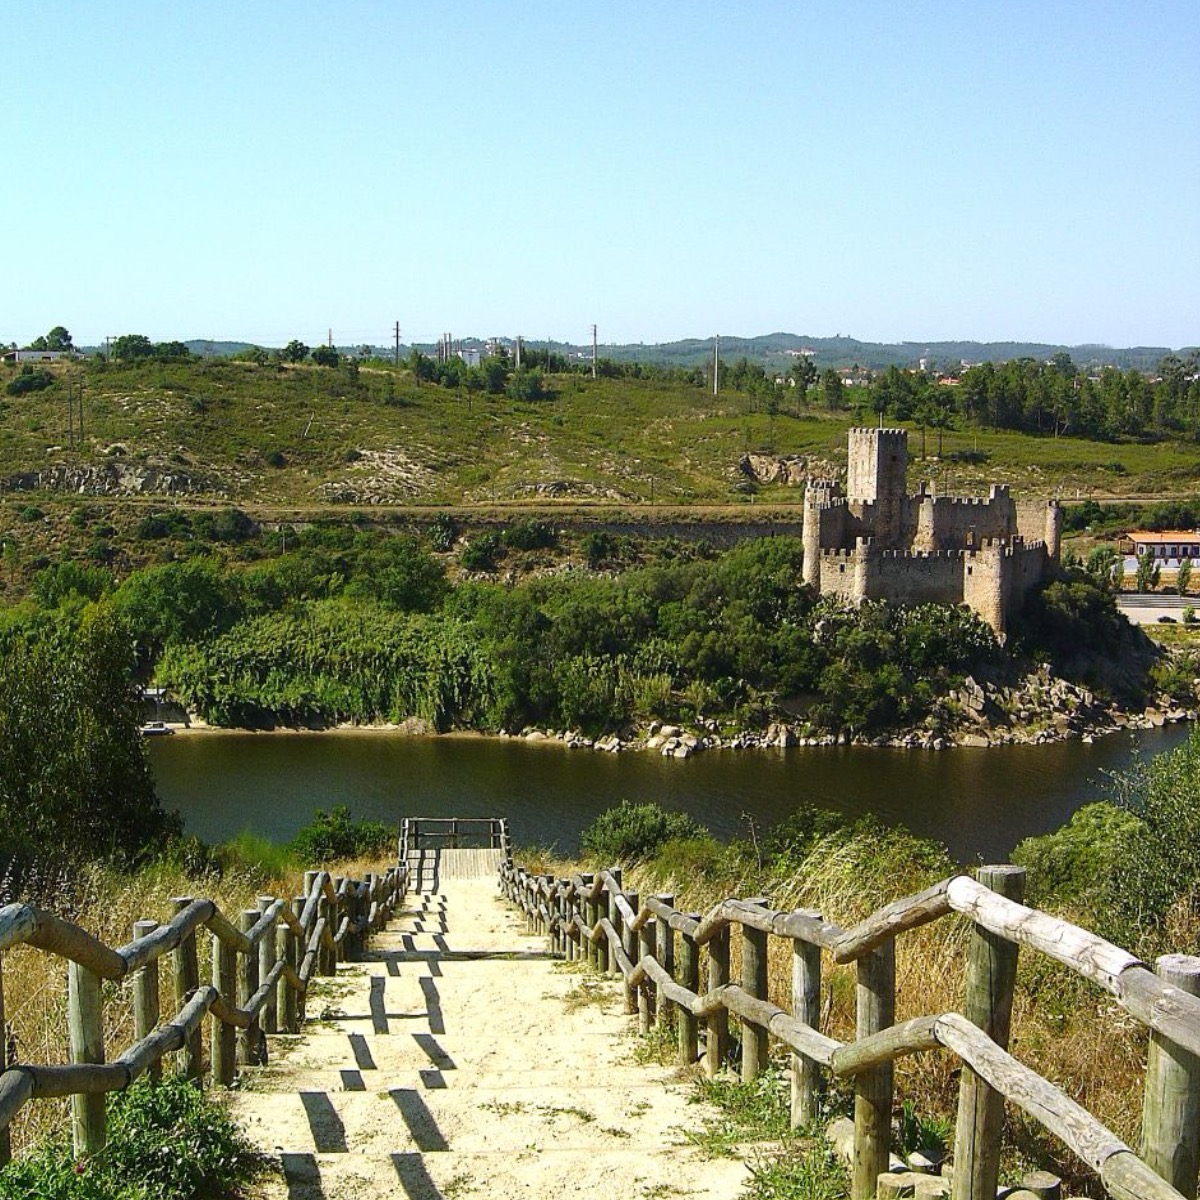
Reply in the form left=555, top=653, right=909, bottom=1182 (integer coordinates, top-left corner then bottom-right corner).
left=801, top=427, right=1059, bottom=637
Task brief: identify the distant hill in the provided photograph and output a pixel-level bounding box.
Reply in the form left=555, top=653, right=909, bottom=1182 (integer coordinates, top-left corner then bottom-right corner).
left=69, top=334, right=1189, bottom=373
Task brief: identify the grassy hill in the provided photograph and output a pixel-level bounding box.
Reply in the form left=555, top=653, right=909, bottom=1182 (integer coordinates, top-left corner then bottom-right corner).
left=3, top=358, right=1200, bottom=520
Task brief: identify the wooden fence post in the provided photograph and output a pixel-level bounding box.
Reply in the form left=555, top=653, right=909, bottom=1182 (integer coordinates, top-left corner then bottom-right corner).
left=655, top=894, right=675, bottom=1031
left=212, top=930, right=236, bottom=1087
left=172, top=897, right=201, bottom=1079
left=605, top=870, right=622, bottom=978
left=258, top=897, right=278, bottom=1035
left=582, top=876, right=596, bottom=967
left=792, top=934, right=822, bottom=1128
left=853, top=938, right=895, bottom=1200
left=638, top=910, right=657, bottom=1034
left=68, top=961, right=105, bottom=1157
left=952, top=865, right=1026, bottom=1200
left=0, top=957, right=8, bottom=1166
left=705, top=924, right=731, bottom=1078
left=623, top=889, right=640, bottom=1015
left=285, top=897, right=304, bottom=1030
left=678, top=918, right=700, bottom=1066
left=132, top=919, right=161, bottom=1084
left=238, top=909, right=260, bottom=1065
left=1141, top=954, right=1200, bottom=1198
left=742, top=898, right=770, bottom=1082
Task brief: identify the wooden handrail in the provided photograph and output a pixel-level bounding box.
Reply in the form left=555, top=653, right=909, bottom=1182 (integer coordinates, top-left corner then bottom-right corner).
left=0, top=859, right=408, bottom=1161
left=500, top=856, right=1200, bottom=1200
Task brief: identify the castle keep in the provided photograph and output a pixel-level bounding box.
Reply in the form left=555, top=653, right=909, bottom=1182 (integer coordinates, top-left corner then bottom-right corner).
left=802, top=428, right=1061, bottom=636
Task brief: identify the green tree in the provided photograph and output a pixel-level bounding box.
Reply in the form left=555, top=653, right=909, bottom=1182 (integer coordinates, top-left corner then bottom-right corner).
left=0, top=609, right=179, bottom=886
left=819, top=368, right=845, bottom=411
left=311, top=344, right=341, bottom=367
left=1135, top=549, right=1161, bottom=593
left=112, top=333, right=154, bottom=362
left=790, top=355, right=817, bottom=396
left=27, top=325, right=73, bottom=352
left=1178, top=556, right=1192, bottom=597
left=282, top=339, right=310, bottom=363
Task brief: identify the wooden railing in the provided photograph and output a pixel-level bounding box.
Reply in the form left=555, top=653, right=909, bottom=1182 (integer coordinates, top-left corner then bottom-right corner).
left=500, top=861, right=1200, bottom=1200
left=0, top=862, right=407, bottom=1163
left=400, top=816, right=511, bottom=857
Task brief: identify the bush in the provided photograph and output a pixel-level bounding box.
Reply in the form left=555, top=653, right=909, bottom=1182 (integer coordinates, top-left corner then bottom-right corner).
left=5, top=366, right=54, bottom=396
left=502, top=519, right=556, bottom=551
left=428, top=513, right=458, bottom=552
left=581, top=801, right=706, bottom=864
left=0, top=1075, right=256, bottom=1199
left=459, top=532, right=503, bottom=572
left=290, top=805, right=393, bottom=862
left=580, top=530, right=619, bottom=566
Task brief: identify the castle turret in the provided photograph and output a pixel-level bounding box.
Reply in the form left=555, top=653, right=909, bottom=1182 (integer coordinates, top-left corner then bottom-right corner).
left=802, top=480, right=836, bottom=587
left=847, top=427, right=907, bottom=547
left=1045, top=500, right=1062, bottom=560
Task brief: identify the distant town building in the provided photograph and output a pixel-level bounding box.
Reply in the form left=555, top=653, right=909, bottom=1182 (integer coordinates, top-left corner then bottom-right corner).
left=1, top=348, right=78, bottom=364
left=1125, top=530, right=1200, bottom=567
left=802, top=427, right=1061, bottom=637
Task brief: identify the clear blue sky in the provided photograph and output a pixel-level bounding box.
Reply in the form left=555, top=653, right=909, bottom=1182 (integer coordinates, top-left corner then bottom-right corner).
left=2, top=2, right=1196, bottom=350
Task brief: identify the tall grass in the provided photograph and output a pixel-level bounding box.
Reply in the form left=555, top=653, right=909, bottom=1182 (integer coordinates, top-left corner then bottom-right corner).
left=597, top=820, right=1159, bottom=1191
left=1, top=841, right=388, bottom=1158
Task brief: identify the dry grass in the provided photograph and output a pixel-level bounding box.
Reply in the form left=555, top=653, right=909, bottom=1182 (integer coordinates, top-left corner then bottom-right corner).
left=1, top=852, right=388, bottom=1156
left=618, top=835, right=1163, bottom=1193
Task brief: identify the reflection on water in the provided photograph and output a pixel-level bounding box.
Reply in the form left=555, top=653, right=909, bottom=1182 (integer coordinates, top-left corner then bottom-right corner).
left=149, top=725, right=1192, bottom=863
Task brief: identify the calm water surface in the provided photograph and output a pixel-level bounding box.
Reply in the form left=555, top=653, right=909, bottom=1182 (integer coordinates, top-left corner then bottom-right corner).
left=148, top=725, right=1193, bottom=862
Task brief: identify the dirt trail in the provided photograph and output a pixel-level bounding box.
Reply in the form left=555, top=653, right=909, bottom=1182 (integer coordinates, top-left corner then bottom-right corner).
left=230, top=865, right=749, bottom=1199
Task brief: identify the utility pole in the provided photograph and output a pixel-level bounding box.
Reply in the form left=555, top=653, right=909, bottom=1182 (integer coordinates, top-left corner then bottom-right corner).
left=394, top=321, right=400, bottom=367
left=713, top=335, right=720, bottom=396
left=591, top=324, right=597, bottom=379
left=327, top=328, right=333, bottom=348
left=515, top=335, right=522, bottom=369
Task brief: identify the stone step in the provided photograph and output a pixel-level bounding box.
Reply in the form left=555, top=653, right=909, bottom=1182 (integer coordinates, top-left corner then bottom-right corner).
left=248, top=1145, right=746, bottom=1200
left=233, top=1081, right=705, bottom=1156
left=260, top=1028, right=638, bottom=1074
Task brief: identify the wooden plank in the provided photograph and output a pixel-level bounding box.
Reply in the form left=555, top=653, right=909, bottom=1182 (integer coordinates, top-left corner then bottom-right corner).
left=832, top=879, right=953, bottom=963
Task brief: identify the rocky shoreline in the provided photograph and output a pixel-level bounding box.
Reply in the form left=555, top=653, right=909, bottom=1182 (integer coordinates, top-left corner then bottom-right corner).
left=499, top=667, right=1198, bottom=758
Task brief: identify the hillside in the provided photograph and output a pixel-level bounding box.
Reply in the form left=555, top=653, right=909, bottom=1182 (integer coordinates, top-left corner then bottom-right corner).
left=3, top=358, right=1200, bottom=520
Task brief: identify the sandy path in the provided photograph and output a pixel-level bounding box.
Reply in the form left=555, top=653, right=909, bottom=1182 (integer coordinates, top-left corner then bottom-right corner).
left=229, top=873, right=749, bottom=1199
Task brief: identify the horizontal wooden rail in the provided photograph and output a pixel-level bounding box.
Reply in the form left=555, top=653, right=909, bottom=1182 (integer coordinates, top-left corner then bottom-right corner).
left=0, top=860, right=408, bottom=1162
left=501, top=857, right=1200, bottom=1200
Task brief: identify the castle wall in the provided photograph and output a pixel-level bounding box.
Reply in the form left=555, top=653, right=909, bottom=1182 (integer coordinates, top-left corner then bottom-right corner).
left=909, top=487, right=1019, bottom=552
left=866, top=549, right=969, bottom=607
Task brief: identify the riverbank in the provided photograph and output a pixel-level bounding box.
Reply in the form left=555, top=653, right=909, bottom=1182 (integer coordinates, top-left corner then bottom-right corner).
left=158, top=662, right=1197, bottom=757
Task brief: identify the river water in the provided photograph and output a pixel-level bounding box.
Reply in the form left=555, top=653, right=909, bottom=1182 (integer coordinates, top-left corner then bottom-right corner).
left=148, top=724, right=1192, bottom=863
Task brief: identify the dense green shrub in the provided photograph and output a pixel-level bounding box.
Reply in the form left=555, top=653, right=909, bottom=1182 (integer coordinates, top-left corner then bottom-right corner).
left=1014, top=731, right=1200, bottom=952
left=0, top=608, right=179, bottom=889
left=32, top=562, right=113, bottom=607
left=428, top=512, right=458, bottom=551
left=581, top=801, right=706, bottom=864
left=5, top=366, right=54, bottom=396
left=290, top=805, right=393, bottom=862
left=459, top=532, right=503, bottom=572
left=0, top=1075, right=255, bottom=1199
left=502, top=519, right=556, bottom=551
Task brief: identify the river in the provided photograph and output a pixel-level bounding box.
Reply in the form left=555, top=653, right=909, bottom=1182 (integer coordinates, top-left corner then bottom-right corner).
left=148, top=724, right=1192, bottom=863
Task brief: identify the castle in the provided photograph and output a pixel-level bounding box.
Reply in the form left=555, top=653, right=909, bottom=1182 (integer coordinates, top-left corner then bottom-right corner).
left=802, top=428, right=1061, bottom=637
